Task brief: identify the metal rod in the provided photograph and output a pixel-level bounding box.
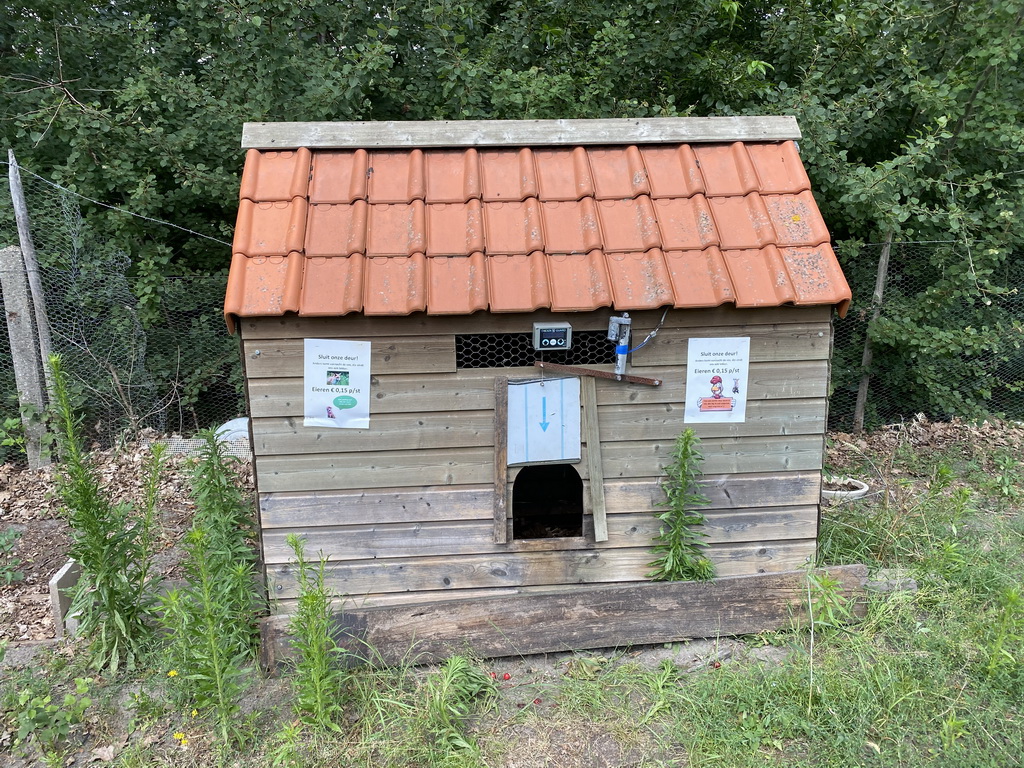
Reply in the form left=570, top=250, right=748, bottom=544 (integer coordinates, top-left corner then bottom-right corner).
left=533, top=361, right=662, bottom=387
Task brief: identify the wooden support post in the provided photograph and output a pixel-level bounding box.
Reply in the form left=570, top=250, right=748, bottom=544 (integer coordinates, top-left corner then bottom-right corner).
left=8, top=150, right=54, bottom=394
left=581, top=377, right=608, bottom=542
left=853, top=233, right=893, bottom=433
left=493, top=376, right=509, bottom=544
left=0, top=245, right=48, bottom=467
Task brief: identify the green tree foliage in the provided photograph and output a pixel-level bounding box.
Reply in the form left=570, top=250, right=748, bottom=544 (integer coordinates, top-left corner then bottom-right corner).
left=2, top=1, right=1022, bottom=416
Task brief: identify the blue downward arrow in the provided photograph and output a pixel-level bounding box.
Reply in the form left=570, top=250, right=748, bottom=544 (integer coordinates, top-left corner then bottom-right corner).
left=539, top=396, right=550, bottom=432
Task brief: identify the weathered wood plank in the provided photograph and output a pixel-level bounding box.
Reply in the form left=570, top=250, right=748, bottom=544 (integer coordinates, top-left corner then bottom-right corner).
left=267, top=539, right=816, bottom=598
left=239, top=305, right=832, bottom=341
left=251, top=411, right=494, bottom=456
left=597, top=398, right=826, bottom=441
left=606, top=470, right=822, bottom=512
left=582, top=377, right=608, bottom=542
left=241, top=116, right=802, bottom=150
left=249, top=398, right=825, bottom=456
left=257, top=470, right=822, bottom=529
left=603, top=434, right=824, bottom=478
left=262, top=505, right=817, bottom=564
left=242, top=336, right=456, bottom=378
left=255, top=433, right=822, bottom=494
left=260, top=486, right=496, bottom=528
left=255, top=446, right=495, bottom=493
left=631, top=323, right=832, bottom=366
left=268, top=548, right=652, bottom=598
left=493, top=377, right=509, bottom=544
left=246, top=359, right=830, bottom=418
left=259, top=564, right=867, bottom=669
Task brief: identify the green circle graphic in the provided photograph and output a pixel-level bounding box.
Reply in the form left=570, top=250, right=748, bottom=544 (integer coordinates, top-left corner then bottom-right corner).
left=333, top=395, right=358, bottom=409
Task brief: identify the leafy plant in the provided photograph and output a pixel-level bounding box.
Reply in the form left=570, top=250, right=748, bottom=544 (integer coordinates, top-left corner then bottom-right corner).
left=49, top=354, right=166, bottom=673
left=14, top=677, right=92, bottom=761
left=286, top=534, right=349, bottom=732
left=159, top=429, right=260, bottom=750
left=0, top=526, right=25, bottom=585
left=648, top=429, right=714, bottom=581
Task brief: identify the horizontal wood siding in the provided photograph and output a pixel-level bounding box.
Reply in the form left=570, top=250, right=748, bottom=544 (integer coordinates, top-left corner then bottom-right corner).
left=267, top=539, right=818, bottom=601
left=243, top=306, right=830, bottom=609
left=261, top=505, right=818, bottom=564
left=248, top=359, right=829, bottom=418
left=258, top=472, right=823, bottom=528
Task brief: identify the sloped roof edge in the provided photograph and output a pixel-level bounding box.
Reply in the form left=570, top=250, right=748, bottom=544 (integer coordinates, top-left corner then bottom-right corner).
left=241, top=116, right=801, bottom=150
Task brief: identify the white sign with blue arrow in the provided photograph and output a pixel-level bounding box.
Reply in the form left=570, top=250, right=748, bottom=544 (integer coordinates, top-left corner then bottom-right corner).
left=506, top=377, right=582, bottom=466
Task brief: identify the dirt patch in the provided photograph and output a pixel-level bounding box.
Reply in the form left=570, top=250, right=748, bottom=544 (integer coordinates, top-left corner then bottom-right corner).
left=0, top=442, right=253, bottom=644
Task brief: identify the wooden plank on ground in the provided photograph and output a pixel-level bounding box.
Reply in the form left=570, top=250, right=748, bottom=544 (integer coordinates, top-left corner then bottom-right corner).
left=631, top=323, right=832, bottom=366
left=242, top=336, right=456, bottom=378
left=259, top=564, right=867, bottom=668
left=245, top=359, right=830, bottom=418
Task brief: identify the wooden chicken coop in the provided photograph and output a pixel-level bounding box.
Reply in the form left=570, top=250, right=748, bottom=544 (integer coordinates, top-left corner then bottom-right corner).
left=224, top=117, right=861, bottom=662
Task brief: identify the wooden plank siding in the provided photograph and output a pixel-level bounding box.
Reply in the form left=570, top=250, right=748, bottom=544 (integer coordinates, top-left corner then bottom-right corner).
left=242, top=305, right=831, bottom=610
left=247, top=359, right=830, bottom=418
left=250, top=397, right=826, bottom=456
left=262, top=506, right=818, bottom=564
left=258, top=471, right=823, bottom=528
left=254, top=434, right=824, bottom=492
left=266, top=539, right=818, bottom=601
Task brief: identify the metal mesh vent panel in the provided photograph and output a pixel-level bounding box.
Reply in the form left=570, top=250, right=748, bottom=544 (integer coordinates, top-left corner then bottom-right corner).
left=456, top=330, right=615, bottom=369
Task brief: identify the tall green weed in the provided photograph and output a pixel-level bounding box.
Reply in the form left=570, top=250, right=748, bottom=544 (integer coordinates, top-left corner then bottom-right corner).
left=49, top=354, right=165, bottom=673
left=159, top=430, right=260, bottom=749
left=286, top=534, right=349, bottom=732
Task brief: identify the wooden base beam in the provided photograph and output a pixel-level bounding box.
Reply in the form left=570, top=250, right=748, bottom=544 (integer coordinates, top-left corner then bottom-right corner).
left=260, top=564, right=867, bottom=670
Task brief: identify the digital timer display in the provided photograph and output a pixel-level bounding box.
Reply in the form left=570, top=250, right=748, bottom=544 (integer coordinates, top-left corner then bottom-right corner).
left=532, top=322, right=573, bottom=351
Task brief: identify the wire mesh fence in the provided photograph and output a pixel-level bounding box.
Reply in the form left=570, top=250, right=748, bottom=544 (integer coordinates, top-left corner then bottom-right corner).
left=829, top=240, right=1024, bottom=432
left=2, top=161, right=1023, bottom=465
left=1, top=165, right=244, bottom=463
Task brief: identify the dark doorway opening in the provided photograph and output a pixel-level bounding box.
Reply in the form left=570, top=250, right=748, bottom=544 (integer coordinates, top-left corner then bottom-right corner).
left=512, top=464, right=584, bottom=539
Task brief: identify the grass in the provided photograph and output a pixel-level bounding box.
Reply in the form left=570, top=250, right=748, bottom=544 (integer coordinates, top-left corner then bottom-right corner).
left=2, top=425, right=1024, bottom=766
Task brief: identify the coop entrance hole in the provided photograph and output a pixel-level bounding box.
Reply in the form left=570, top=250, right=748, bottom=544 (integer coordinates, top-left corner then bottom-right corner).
left=512, top=464, right=584, bottom=539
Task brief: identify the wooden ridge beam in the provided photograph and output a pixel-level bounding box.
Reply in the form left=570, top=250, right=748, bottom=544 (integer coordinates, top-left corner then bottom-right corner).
left=242, top=116, right=802, bottom=150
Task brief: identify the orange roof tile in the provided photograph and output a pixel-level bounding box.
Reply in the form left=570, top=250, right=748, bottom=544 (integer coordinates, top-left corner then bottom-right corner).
left=225, top=127, right=852, bottom=332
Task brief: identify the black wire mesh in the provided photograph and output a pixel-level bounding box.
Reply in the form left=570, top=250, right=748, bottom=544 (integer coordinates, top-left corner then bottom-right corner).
left=456, top=331, right=615, bottom=369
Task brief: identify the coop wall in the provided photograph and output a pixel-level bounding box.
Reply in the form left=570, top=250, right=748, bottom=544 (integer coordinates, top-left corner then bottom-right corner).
left=239, top=305, right=833, bottom=613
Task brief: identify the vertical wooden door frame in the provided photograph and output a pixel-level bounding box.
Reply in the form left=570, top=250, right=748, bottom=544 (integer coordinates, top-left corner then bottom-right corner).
left=493, top=376, right=509, bottom=543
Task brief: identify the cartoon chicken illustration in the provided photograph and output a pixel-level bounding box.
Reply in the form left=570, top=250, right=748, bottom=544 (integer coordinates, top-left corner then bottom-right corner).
left=698, top=374, right=735, bottom=412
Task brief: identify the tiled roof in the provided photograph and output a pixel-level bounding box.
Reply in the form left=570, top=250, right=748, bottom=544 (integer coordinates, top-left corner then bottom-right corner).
left=226, top=130, right=851, bottom=331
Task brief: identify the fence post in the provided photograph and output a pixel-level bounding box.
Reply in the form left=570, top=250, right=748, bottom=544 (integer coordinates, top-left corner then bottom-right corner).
left=853, top=233, right=893, bottom=434
left=8, top=150, right=54, bottom=395
left=0, top=245, right=49, bottom=467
